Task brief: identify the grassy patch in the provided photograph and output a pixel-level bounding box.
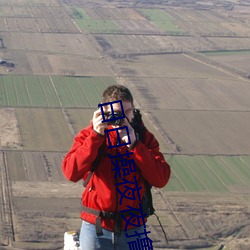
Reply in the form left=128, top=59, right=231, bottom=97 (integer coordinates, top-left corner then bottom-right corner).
left=138, top=8, right=183, bottom=33
left=0, top=75, right=116, bottom=108
left=138, top=9, right=173, bottom=21
left=71, top=7, right=90, bottom=19
left=71, top=7, right=118, bottom=32
left=3, top=75, right=18, bottom=106
left=75, top=19, right=118, bottom=32
left=154, top=20, right=183, bottom=33
left=202, top=50, right=250, bottom=56
left=0, top=10, right=5, bottom=17
left=165, top=155, right=250, bottom=192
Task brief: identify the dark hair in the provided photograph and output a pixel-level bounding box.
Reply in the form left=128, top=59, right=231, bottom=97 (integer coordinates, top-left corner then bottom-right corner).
left=102, top=85, right=133, bottom=104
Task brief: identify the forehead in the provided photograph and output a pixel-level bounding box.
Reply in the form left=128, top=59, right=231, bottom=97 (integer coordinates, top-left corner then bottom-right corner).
left=104, top=101, right=133, bottom=111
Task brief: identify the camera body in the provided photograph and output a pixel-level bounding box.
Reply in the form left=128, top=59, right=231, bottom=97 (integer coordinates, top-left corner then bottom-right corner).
left=105, top=111, right=124, bottom=126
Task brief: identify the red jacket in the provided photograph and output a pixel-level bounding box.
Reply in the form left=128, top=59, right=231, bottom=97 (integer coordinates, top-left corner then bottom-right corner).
left=62, top=124, right=171, bottom=232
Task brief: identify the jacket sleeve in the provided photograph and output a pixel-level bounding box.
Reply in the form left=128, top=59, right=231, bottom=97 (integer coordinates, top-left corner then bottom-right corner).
left=131, top=129, right=171, bottom=188
left=62, top=126, right=105, bottom=182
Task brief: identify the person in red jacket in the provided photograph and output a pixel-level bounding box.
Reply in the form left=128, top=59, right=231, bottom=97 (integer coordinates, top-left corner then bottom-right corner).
left=62, top=85, right=171, bottom=250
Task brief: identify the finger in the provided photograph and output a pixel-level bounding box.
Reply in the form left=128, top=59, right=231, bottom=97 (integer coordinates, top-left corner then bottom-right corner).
left=95, top=117, right=107, bottom=128
left=93, top=109, right=102, bottom=119
left=94, top=112, right=107, bottom=123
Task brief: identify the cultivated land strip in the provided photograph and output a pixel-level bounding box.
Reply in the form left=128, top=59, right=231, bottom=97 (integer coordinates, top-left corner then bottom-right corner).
left=0, top=152, right=15, bottom=246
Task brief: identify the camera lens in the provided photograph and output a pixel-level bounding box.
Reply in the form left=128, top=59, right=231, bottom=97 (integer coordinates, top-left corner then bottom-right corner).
left=109, top=119, right=123, bottom=126
left=106, top=111, right=123, bottom=125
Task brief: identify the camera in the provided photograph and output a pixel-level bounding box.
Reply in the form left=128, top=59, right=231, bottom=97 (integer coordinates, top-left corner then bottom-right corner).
left=105, top=111, right=124, bottom=126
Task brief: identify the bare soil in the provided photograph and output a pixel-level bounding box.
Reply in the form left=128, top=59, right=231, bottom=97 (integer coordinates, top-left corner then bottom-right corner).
left=0, top=108, right=21, bottom=150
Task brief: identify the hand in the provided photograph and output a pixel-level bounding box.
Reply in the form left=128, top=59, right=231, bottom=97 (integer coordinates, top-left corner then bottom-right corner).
left=92, top=109, right=108, bottom=135
left=119, top=118, right=137, bottom=149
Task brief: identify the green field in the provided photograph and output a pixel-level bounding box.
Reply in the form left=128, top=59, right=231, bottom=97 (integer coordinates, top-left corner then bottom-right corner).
left=138, top=9, right=173, bottom=21
left=202, top=50, right=250, bottom=56
left=70, top=7, right=119, bottom=32
left=1, top=74, right=250, bottom=193
left=0, top=75, right=115, bottom=108
left=138, top=9, right=183, bottom=33
left=75, top=19, right=118, bottom=32
left=165, top=155, right=250, bottom=192
left=71, top=7, right=90, bottom=19
left=71, top=7, right=183, bottom=33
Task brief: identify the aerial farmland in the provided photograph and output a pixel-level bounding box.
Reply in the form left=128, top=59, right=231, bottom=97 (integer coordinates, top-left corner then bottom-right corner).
left=1, top=0, right=250, bottom=250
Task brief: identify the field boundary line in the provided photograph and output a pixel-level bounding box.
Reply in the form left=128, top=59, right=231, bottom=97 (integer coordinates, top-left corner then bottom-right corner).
left=9, top=76, right=18, bottom=106
left=184, top=52, right=250, bottom=82
left=239, top=156, right=250, bottom=171
left=200, top=156, right=228, bottom=191
left=220, top=157, right=245, bottom=185
left=49, top=76, right=62, bottom=107
left=143, top=111, right=180, bottom=154
left=159, top=189, right=190, bottom=238
left=0, top=151, right=15, bottom=245
left=170, top=165, right=187, bottom=192
left=20, top=151, right=28, bottom=181
left=4, top=47, right=103, bottom=59
left=58, top=1, right=83, bottom=33
left=50, top=76, right=75, bottom=135
left=70, top=19, right=83, bottom=33
left=148, top=108, right=250, bottom=112
left=2, top=77, right=9, bottom=105
left=11, top=76, right=18, bottom=106
left=0, top=76, right=8, bottom=106
left=1, top=149, right=67, bottom=155
left=184, top=158, right=208, bottom=192
left=75, top=77, right=91, bottom=107
left=22, top=75, right=32, bottom=107
left=91, top=77, right=103, bottom=97
left=63, top=77, right=78, bottom=107
left=37, top=76, right=49, bottom=107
